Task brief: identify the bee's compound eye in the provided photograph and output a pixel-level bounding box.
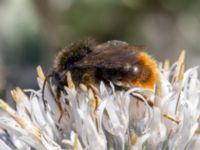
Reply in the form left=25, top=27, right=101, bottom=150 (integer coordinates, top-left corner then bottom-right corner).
left=132, top=64, right=141, bottom=78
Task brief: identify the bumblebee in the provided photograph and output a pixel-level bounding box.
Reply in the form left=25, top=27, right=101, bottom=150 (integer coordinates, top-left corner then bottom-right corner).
left=42, top=39, right=159, bottom=119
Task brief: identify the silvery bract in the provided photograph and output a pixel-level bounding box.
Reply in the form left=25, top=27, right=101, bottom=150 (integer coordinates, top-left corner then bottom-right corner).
left=0, top=51, right=200, bottom=150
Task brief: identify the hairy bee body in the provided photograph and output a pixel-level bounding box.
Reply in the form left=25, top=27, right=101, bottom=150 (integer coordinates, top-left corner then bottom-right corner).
left=42, top=38, right=159, bottom=121
left=51, top=39, right=158, bottom=91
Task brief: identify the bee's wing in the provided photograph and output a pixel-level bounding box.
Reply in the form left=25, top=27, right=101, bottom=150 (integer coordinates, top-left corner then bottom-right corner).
left=73, top=40, right=141, bottom=69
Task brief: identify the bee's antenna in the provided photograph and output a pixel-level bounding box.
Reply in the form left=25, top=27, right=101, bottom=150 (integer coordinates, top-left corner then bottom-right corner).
left=42, top=74, right=53, bottom=111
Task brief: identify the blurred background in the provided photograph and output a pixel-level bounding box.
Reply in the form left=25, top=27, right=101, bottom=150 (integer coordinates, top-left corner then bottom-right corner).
left=0, top=0, right=200, bottom=101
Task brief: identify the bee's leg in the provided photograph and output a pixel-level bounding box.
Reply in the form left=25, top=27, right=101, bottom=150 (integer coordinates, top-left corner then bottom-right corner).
left=81, top=69, right=95, bottom=85
left=81, top=71, right=100, bottom=110
left=130, top=93, right=154, bottom=107
left=51, top=72, right=64, bottom=122
left=43, top=73, right=64, bottom=122
left=42, top=74, right=53, bottom=111
left=54, top=88, right=64, bottom=122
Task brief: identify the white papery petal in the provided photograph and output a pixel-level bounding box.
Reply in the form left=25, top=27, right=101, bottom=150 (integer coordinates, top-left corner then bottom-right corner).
left=40, top=134, right=61, bottom=150
left=69, top=131, right=83, bottom=150
left=175, top=106, right=198, bottom=149
left=100, top=82, right=109, bottom=97
left=147, top=107, right=167, bottom=149
left=30, top=96, right=54, bottom=138
left=186, top=135, right=200, bottom=150
left=77, top=109, right=106, bottom=150
left=0, top=139, right=12, bottom=150
left=0, top=117, right=26, bottom=136
left=19, top=135, right=45, bottom=150
left=131, top=133, right=150, bottom=150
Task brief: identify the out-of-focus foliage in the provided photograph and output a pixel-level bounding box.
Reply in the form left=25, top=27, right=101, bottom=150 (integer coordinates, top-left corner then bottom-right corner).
left=0, top=0, right=200, bottom=99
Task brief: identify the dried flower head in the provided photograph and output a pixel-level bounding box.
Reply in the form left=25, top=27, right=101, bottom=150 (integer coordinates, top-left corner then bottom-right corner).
left=0, top=51, right=200, bottom=150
